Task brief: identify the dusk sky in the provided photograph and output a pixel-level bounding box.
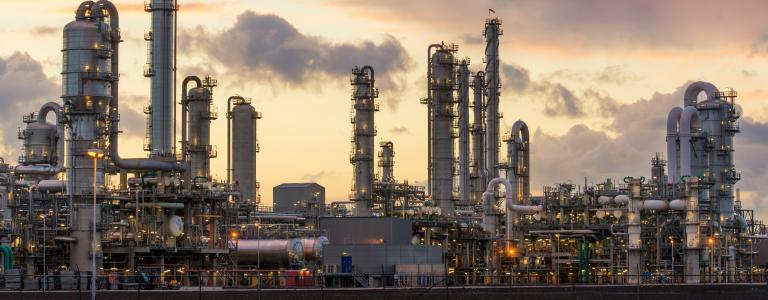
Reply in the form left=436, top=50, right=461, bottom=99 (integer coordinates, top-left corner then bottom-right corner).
left=1, top=0, right=768, bottom=219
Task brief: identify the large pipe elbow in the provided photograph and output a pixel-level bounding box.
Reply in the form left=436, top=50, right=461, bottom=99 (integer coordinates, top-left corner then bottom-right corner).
left=75, top=1, right=95, bottom=19
left=679, top=106, right=700, bottom=177
left=38, top=102, right=62, bottom=123
left=683, top=81, right=718, bottom=107
left=666, top=107, right=683, bottom=183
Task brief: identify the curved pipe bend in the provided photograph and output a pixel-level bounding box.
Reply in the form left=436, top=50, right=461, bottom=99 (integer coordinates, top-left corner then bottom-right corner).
left=666, top=107, right=683, bottom=184
left=683, top=81, right=718, bottom=107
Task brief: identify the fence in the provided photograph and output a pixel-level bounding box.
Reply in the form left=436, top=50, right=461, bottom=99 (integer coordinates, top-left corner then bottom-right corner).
left=1, top=272, right=767, bottom=292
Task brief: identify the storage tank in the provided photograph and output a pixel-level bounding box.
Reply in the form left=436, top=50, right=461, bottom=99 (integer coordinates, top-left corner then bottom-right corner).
left=187, top=86, right=215, bottom=182
left=236, top=239, right=304, bottom=267
left=20, top=120, right=57, bottom=165
left=299, top=236, right=329, bottom=262
left=232, top=98, right=261, bottom=203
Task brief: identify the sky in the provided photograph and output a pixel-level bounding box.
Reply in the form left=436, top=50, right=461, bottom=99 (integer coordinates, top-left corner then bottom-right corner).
left=1, top=0, right=768, bottom=219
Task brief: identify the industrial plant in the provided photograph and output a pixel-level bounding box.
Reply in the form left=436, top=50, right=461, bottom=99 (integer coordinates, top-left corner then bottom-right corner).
left=0, top=0, right=765, bottom=292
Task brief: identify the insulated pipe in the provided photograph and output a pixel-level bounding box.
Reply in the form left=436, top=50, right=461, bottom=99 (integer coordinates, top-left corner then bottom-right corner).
left=482, top=177, right=542, bottom=242
left=226, top=95, right=246, bottom=188
left=14, top=165, right=62, bottom=176
left=507, top=120, right=530, bottom=205
left=75, top=1, right=94, bottom=19
left=180, top=76, right=202, bottom=163
left=679, top=106, right=700, bottom=177
left=97, top=0, right=185, bottom=172
left=38, top=180, right=67, bottom=193
left=683, top=81, right=718, bottom=107
left=666, top=107, right=683, bottom=184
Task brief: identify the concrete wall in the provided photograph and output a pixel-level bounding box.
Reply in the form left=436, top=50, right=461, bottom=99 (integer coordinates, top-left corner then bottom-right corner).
left=319, top=217, right=413, bottom=245
left=324, top=244, right=443, bottom=274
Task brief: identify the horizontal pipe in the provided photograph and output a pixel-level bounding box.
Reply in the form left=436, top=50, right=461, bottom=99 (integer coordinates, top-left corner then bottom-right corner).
left=14, top=165, right=63, bottom=176
left=125, top=202, right=184, bottom=209
left=38, top=180, right=66, bottom=192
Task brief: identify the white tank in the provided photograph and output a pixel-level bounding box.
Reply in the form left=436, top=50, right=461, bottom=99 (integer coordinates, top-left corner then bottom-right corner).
left=299, top=236, right=329, bottom=261
left=236, top=239, right=304, bottom=267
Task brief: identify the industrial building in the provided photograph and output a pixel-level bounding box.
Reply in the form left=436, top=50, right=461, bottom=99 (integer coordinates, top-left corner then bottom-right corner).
left=0, top=0, right=764, bottom=292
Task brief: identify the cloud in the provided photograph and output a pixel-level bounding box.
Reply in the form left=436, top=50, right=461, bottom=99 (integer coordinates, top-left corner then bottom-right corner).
left=0, top=53, right=59, bottom=160
left=329, top=0, right=768, bottom=55
left=389, top=126, right=411, bottom=135
left=460, top=33, right=484, bottom=45
left=32, top=26, right=58, bottom=35
left=301, top=170, right=335, bottom=182
left=183, top=11, right=415, bottom=107
left=501, top=63, right=584, bottom=117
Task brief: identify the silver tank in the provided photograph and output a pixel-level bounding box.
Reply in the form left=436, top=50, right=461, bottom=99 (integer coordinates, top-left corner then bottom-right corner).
left=232, top=100, right=261, bottom=203
left=236, top=239, right=304, bottom=267
left=187, top=87, right=215, bottom=181
left=299, top=236, right=329, bottom=262
left=20, top=121, right=57, bottom=165
left=62, top=14, right=110, bottom=195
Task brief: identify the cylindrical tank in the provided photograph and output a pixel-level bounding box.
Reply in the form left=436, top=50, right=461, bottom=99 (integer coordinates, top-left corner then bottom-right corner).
left=299, top=236, right=329, bottom=262
left=232, top=99, right=261, bottom=203
left=62, top=10, right=111, bottom=195
left=187, top=87, right=215, bottom=181
left=21, top=121, right=57, bottom=165
left=236, top=239, right=304, bottom=267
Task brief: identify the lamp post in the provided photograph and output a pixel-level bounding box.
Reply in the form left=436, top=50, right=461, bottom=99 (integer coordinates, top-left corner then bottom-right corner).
left=669, top=236, right=674, bottom=282
left=87, top=148, right=104, bottom=300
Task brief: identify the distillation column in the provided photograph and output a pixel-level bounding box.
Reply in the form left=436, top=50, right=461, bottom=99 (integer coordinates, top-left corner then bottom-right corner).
left=186, top=83, right=216, bottom=185
left=484, top=17, right=502, bottom=180
left=457, top=60, right=471, bottom=205
left=379, top=141, right=395, bottom=216
left=627, top=177, right=643, bottom=284
left=144, top=0, right=177, bottom=156
left=349, top=66, right=377, bottom=216
left=470, top=72, right=486, bottom=205
left=428, top=46, right=458, bottom=215
left=231, top=98, right=261, bottom=203
left=62, top=1, right=112, bottom=270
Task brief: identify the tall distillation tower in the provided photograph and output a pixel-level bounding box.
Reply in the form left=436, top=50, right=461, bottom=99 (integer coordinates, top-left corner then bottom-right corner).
left=484, top=17, right=502, bottom=180
left=350, top=66, right=377, bottom=216
left=426, top=44, right=459, bottom=214
left=143, top=0, right=178, bottom=157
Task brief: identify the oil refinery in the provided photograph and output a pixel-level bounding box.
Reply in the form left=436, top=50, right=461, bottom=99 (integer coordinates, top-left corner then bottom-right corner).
left=0, top=0, right=767, bottom=295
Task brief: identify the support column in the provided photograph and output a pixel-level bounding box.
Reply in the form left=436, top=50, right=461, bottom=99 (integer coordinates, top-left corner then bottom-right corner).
left=684, top=177, right=701, bottom=283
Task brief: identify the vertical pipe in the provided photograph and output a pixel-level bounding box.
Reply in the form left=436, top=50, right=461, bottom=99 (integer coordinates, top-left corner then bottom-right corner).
left=470, top=72, right=486, bottom=205
left=457, top=62, right=471, bottom=204
left=666, top=107, right=682, bottom=184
